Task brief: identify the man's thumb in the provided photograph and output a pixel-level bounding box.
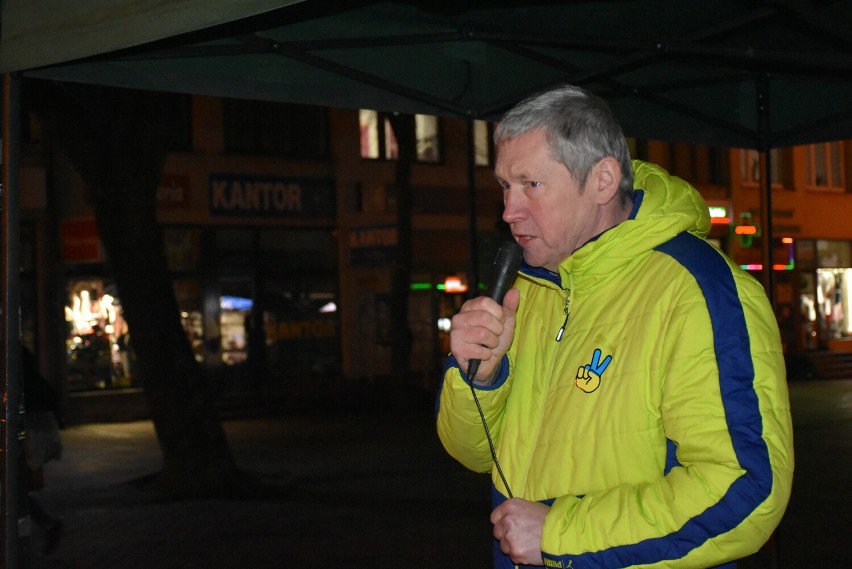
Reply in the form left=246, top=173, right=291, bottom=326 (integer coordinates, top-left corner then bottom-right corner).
left=502, top=287, right=521, bottom=316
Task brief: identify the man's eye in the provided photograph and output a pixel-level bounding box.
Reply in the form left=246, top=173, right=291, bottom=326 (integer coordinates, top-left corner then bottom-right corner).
left=527, top=181, right=542, bottom=188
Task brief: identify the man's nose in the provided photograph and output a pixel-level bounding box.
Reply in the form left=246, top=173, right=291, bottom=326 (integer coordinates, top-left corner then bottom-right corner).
left=502, top=188, right=524, bottom=223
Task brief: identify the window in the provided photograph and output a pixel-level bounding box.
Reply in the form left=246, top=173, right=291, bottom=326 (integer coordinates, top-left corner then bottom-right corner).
left=473, top=120, right=493, bottom=166
left=359, top=109, right=441, bottom=163
left=65, top=279, right=133, bottom=391
left=806, top=142, right=845, bottom=191
left=359, top=109, right=380, bottom=158
left=740, top=148, right=792, bottom=188
left=223, top=98, right=328, bottom=158
left=416, top=115, right=440, bottom=162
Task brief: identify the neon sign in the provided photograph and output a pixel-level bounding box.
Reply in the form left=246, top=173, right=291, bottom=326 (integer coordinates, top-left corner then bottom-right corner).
left=740, top=238, right=795, bottom=271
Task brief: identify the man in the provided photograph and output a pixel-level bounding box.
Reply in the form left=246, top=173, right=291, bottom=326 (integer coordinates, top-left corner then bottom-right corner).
left=436, top=85, right=794, bottom=568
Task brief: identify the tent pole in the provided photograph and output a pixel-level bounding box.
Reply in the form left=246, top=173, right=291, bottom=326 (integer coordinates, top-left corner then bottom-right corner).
left=756, top=72, right=783, bottom=569
left=2, top=72, right=26, bottom=569
left=466, top=118, right=480, bottom=296
left=756, top=74, right=776, bottom=308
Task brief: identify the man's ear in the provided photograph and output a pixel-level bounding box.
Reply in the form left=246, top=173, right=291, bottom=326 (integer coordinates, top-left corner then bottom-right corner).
left=591, top=157, right=622, bottom=205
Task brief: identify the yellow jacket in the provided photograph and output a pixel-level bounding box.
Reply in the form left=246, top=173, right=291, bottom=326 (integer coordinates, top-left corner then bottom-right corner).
left=437, top=161, right=794, bottom=568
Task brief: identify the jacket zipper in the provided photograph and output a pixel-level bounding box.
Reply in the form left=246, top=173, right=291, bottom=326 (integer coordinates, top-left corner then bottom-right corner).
left=555, top=291, right=570, bottom=341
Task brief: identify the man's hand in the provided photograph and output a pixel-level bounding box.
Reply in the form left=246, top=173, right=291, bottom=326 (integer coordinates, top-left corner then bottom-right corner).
left=491, top=498, right=549, bottom=565
left=449, top=288, right=520, bottom=384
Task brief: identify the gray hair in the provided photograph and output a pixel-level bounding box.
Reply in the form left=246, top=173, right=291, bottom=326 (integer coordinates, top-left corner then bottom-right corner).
left=494, top=85, right=634, bottom=202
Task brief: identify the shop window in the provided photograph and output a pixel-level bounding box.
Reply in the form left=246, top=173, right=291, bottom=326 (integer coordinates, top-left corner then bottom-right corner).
left=223, top=98, right=328, bottom=158
left=261, top=279, right=340, bottom=378
left=813, top=240, right=852, bottom=344
left=359, top=109, right=441, bottom=162
left=202, top=228, right=340, bottom=377
left=65, top=278, right=206, bottom=390
left=740, top=148, right=792, bottom=189
left=220, top=293, right=252, bottom=366
left=65, top=280, right=133, bottom=391
left=806, top=141, right=845, bottom=191
left=816, top=268, right=852, bottom=340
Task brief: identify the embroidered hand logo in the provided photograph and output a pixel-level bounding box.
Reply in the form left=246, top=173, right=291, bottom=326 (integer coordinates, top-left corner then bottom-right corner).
left=575, top=348, right=612, bottom=393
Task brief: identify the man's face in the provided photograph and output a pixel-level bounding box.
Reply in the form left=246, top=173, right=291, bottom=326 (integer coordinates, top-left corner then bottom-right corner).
left=495, top=129, right=603, bottom=272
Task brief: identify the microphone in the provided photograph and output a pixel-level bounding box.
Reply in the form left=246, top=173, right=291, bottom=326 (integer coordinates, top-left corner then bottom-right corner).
left=466, top=240, right=524, bottom=382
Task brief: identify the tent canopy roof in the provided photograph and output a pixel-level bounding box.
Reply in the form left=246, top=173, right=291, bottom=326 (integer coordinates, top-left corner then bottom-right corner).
left=5, top=1, right=852, bottom=149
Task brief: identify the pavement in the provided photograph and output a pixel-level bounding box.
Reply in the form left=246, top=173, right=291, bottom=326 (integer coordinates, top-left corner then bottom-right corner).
left=21, top=378, right=852, bottom=569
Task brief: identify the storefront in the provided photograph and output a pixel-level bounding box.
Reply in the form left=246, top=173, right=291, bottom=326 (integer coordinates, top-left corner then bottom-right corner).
left=797, top=239, right=852, bottom=352
left=60, top=225, right=341, bottom=400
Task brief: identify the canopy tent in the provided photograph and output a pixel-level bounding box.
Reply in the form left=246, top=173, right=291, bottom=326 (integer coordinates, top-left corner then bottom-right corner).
left=0, top=0, right=303, bottom=72
left=6, top=0, right=852, bottom=150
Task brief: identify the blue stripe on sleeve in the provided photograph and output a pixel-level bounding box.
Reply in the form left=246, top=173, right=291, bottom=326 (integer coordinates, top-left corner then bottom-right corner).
left=542, top=232, right=772, bottom=568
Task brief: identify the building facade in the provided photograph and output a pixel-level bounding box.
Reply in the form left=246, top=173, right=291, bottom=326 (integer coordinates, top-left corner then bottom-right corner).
left=18, top=95, right=852, bottom=422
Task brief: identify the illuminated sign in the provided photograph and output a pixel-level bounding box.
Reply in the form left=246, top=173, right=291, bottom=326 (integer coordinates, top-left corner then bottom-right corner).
left=209, top=174, right=335, bottom=218
left=733, top=212, right=761, bottom=247
left=706, top=200, right=732, bottom=225
left=443, top=275, right=469, bottom=293
left=708, top=205, right=730, bottom=224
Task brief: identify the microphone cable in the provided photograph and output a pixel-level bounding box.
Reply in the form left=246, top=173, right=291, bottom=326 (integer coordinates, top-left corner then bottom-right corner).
left=467, top=361, right=514, bottom=499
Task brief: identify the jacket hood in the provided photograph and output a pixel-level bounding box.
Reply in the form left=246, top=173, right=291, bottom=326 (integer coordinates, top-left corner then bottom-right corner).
left=557, top=160, right=711, bottom=289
